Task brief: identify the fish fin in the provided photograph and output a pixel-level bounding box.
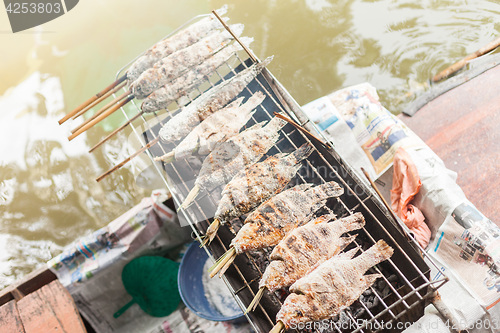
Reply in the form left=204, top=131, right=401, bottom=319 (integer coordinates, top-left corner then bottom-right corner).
left=214, top=4, right=228, bottom=16
left=337, top=246, right=360, bottom=261
left=238, top=36, right=254, bottom=47
left=361, top=274, right=383, bottom=290
left=338, top=234, right=358, bottom=252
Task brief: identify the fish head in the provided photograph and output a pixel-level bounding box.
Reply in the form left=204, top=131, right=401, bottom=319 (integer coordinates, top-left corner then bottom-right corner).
left=277, top=293, right=314, bottom=328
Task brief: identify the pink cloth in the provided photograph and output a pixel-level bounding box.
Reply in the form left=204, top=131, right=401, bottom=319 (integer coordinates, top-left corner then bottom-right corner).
left=391, top=148, right=431, bottom=248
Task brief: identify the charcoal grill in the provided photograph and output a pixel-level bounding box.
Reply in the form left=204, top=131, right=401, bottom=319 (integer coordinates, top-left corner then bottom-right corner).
left=93, top=12, right=451, bottom=333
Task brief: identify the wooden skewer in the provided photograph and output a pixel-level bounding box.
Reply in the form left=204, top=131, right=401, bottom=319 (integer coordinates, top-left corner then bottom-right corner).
left=71, top=90, right=131, bottom=134
left=88, top=112, right=143, bottom=153
left=58, top=74, right=127, bottom=125
left=269, top=321, right=285, bottom=333
left=68, top=94, right=134, bottom=141
left=273, top=112, right=332, bottom=150
left=432, top=36, right=500, bottom=82
left=95, top=137, right=160, bottom=182
left=72, top=81, right=127, bottom=120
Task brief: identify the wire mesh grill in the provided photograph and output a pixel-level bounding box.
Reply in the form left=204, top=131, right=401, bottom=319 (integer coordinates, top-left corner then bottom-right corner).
left=93, top=14, right=450, bottom=333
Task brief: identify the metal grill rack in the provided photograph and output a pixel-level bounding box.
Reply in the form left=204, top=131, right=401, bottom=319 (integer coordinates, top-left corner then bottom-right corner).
left=100, top=13, right=450, bottom=333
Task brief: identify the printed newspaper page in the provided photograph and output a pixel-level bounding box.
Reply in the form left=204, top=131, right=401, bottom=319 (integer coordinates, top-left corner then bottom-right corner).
left=429, top=202, right=500, bottom=309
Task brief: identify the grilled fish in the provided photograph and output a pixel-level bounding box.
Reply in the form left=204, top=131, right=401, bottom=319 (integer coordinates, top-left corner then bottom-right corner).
left=231, top=182, right=345, bottom=254
left=209, top=182, right=345, bottom=279
left=126, top=6, right=228, bottom=83
left=155, top=92, right=265, bottom=164
left=216, top=142, right=314, bottom=226
left=274, top=240, right=394, bottom=330
left=260, top=213, right=365, bottom=292
left=204, top=143, right=314, bottom=250
left=181, top=117, right=286, bottom=209
left=132, top=24, right=244, bottom=99
left=159, top=57, right=272, bottom=144
left=141, top=37, right=254, bottom=113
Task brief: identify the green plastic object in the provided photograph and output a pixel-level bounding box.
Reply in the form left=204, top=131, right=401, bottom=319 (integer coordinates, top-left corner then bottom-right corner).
left=113, top=256, right=181, bottom=318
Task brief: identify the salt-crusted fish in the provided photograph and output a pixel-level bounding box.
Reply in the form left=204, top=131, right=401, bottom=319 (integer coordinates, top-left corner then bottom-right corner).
left=158, top=57, right=272, bottom=144
left=209, top=182, right=345, bottom=278
left=271, top=240, right=394, bottom=332
left=203, top=142, right=314, bottom=248
left=155, top=92, right=265, bottom=164
left=126, top=6, right=228, bottom=83
left=246, top=213, right=365, bottom=312
left=132, top=24, right=244, bottom=99
left=180, top=117, right=287, bottom=210
left=141, top=37, right=254, bottom=113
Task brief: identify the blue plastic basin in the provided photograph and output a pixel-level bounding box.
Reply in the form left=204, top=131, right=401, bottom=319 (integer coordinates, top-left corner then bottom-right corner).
left=178, top=242, right=245, bottom=322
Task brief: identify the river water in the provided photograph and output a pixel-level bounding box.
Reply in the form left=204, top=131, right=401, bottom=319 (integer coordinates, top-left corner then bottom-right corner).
left=0, top=0, right=499, bottom=288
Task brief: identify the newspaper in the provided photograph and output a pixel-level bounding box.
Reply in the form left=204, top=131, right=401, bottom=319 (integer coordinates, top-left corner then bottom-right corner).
left=303, top=83, right=426, bottom=178
left=48, top=190, right=254, bottom=333
left=48, top=190, right=191, bottom=288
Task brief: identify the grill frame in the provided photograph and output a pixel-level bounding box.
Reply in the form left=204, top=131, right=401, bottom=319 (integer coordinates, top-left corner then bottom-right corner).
left=101, top=13, right=449, bottom=333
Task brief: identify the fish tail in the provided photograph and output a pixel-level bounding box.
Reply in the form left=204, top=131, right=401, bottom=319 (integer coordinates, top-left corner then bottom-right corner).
left=228, top=23, right=245, bottom=37
left=307, top=181, right=344, bottom=202
left=356, top=240, right=394, bottom=273
left=256, top=56, right=274, bottom=71
left=238, top=36, right=254, bottom=47
left=214, top=4, right=228, bottom=16
left=264, top=116, right=287, bottom=132
left=290, top=142, right=314, bottom=164
left=338, top=234, right=358, bottom=252
left=241, top=91, right=265, bottom=112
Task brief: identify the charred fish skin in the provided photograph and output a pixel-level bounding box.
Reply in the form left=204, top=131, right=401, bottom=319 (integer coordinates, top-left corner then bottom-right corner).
left=261, top=212, right=365, bottom=292
left=126, top=6, right=228, bottom=83
left=141, top=37, right=254, bottom=113
left=214, top=142, right=314, bottom=226
left=170, top=91, right=265, bottom=161
left=196, top=117, right=287, bottom=192
left=158, top=57, right=273, bottom=144
left=132, top=24, right=244, bottom=99
left=277, top=240, right=394, bottom=328
left=229, top=181, right=344, bottom=254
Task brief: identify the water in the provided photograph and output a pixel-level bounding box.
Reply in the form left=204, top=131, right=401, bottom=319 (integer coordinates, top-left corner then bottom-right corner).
left=0, top=0, right=499, bottom=289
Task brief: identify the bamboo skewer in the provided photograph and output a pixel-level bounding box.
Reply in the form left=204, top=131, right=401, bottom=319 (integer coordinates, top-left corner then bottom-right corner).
left=68, top=94, right=134, bottom=141
left=269, top=321, right=285, bottom=333
left=95, top=137, right=160, bottom=182
left=432, top=36, right=500, bottom=82
left=71, top=90, right=131, bottom=134
left=273, top=112, right=332, bottom=150
left=72, top=81, right=127, bottom=120
left=58, top=74, right=127, bottom=124
left=88, top=112, right=143, bottom=153
left=212, top=10, right=257, bottom=63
